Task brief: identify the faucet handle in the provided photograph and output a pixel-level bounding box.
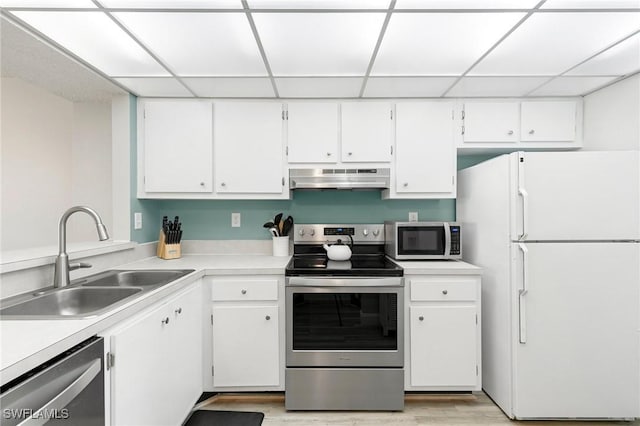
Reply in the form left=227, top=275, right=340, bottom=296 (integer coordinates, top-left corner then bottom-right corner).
left=69, top=262, right=92, bottom=271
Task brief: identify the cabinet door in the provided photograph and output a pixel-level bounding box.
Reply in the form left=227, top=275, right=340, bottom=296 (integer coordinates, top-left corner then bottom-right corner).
left=463, top=102, right=519, bottom=143
left=212, top=305, right=279, bottom=387
left=341, top=102, right=392, bottom=162
left=167, top=285, right=203, bottom=420
left=110, top=302, right=173, bottom=426
left=287, top=103, right=338, bottom=163
left=214, top=102, right=284, bottom=194
left=520, top=101, right=576, bottom=142
left=395, top=102, right=455, bottom=194
left=143, top=101, right=213, bottom=193
left=410, top=305, right=477, bottom=387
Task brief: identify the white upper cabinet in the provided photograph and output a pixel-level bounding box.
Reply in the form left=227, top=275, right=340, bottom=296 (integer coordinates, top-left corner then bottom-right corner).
left=520, top=101, right=576, bottom=142
left=462, top=101, right=519, bottom=143
left=213, top=102, right=287, bottom=196
left=341, top=102, right=393, bottom=163
left=143, top=101, right=213, bottom=193
left=286, top=103, right=339, bottom=163
left=388, top=102, right=456, bottom=199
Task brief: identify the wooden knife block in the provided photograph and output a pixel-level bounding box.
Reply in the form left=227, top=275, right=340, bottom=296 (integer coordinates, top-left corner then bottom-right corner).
left=157, top=229, right=181, bottom=260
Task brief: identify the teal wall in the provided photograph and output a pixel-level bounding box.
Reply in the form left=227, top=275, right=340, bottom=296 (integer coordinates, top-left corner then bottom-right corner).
left=129, top=94, right=499, bottom=243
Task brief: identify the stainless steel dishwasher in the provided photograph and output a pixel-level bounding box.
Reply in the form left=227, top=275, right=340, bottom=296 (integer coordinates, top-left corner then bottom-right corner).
left=1, top=336, right=104, bottom=426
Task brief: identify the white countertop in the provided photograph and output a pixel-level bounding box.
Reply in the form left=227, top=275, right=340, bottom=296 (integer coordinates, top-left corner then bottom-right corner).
left=0, top=254, right=480, bottom=385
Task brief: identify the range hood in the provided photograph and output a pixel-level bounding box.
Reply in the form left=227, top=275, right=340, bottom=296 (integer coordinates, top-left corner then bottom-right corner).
left=289, top=168, right=390, bottom=190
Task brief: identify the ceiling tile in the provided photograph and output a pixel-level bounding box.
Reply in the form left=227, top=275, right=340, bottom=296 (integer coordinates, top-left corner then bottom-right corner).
left=371, top=13, right=525, bottom=75
left=114, top=77, right=193, bottom=96
left=247, top=0, right=391, bottom=8
left=183, top=77, right=275, bottom=97
left=114, top=12, right=267, bottom=76
left=541, top=0, right=640, bottom=8
left=395, top=0, right=540, bottom=9
left=275, top=77, right=362, bottom=97
left=446, top=76, right=552, bottom=97
left=363, top=77, right=456, bottom=97
left=12, top=11, right=169, bottom=76
left=0, top=0, right=96, bottom=7
left=566, top=33, right=640, bottom=75
left=529, top=76, right=618, bottom=96
left=99, top=0, right=242, bottom=8
left=253, top=13, right=385, bottom=76
left=470, top=13, right=640, bottom=75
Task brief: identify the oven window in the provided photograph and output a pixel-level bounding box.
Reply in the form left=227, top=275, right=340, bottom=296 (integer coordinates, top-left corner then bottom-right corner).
left=398, top=227, right=444, bottom=255
left=292, top=293, right=398, bottom=350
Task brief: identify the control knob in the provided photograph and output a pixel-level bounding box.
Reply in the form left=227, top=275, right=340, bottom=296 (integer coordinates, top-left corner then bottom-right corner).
left=363, top=229, right=369, bottom=237
left=298, top=228, right=305, bottom=236
left=372, top=229, right=380, bottom=237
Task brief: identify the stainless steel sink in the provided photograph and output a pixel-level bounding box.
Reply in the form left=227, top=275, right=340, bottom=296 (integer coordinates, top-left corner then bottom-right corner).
left=77, top=269, right=193, bottom=288
left=0, top=287, right=142, bottom=317
left=0, top=269, right=195, bottom=319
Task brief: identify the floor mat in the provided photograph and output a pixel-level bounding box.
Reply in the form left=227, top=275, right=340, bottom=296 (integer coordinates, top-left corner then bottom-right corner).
left=184, top=410, right=264, bottom=426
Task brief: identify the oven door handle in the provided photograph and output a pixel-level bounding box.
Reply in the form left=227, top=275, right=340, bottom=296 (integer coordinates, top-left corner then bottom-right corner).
left=287, top=277, right=403, bottom=287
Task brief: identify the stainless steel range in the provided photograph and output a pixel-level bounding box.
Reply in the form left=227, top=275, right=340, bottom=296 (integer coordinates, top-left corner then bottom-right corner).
left=285, top=224, right=404, bottom=411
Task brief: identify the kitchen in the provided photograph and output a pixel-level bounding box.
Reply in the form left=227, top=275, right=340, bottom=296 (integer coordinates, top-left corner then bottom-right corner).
left=1, top=0, right=639, bottom=425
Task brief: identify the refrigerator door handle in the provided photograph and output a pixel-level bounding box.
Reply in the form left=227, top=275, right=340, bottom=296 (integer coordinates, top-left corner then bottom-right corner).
left=518, top=243, right=528, bottom=344
left=518, top=187, right=529, bottom=241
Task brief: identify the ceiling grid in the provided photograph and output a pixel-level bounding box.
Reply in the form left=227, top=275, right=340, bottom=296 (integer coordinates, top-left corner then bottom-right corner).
left=1, top=0, right=639, bottom=98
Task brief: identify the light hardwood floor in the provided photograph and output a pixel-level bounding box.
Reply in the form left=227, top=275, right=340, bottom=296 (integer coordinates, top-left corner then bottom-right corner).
left=197, top=393, right=640, bottom=426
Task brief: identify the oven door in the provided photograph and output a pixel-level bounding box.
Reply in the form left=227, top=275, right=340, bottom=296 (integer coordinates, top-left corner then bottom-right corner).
left=286, top=277, right=404, bottom=368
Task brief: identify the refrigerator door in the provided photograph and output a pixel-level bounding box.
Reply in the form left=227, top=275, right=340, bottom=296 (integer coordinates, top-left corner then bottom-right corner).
left=512, top=151, right=639, bottom=241
left=512, top=242, right=640, bottom=419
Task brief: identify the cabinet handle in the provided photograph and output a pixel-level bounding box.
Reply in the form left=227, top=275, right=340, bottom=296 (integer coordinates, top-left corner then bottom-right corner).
left=265, top=315, right=271, bottom=321
left=529, top=129, right=535, bottom=135
left=508, top=130, right=514, bottom=135
left=442, top=289, right=448, bottom=295
left=348, top=152, right=353, bottom=156
left=161, top=317, right=170, bottom=325
left=200, top=182, right=205, bottom=186
left=175, top=307, right=182, bottom=314
left=221, top=182, right=226, bottom=187
left=326, top=152, right=332, bottom=157
left=418, top=316, right=424, bottom=321
left=403, top=182, right=408, bottom=187
left=241, top=289, right=247, bottom=295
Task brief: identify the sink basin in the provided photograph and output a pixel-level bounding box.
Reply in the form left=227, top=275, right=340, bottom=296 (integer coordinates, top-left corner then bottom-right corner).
left=0, top=287, right=142, bottom=317
left=78, top=269, right=194, bottom=288
left=0, top=269, right=194, bottom=319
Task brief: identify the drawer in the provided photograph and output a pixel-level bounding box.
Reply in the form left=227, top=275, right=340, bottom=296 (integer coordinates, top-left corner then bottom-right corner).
left=410, top=279, right=476, bottom=302
left=212, top=279, right=278, bottom=301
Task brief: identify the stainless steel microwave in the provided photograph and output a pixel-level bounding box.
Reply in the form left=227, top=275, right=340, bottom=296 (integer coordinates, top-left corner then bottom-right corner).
left=384, top=221, right=461, bottom=260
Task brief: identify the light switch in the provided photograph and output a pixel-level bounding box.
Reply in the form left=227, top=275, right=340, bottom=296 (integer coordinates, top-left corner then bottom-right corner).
left=134, top=212, right=143, bottom=230
left=231, top=212, right=241, bottom=227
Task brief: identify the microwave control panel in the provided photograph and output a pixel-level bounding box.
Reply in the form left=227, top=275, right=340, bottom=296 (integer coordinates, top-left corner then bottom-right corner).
left=450, top=226, right=461, bottom=255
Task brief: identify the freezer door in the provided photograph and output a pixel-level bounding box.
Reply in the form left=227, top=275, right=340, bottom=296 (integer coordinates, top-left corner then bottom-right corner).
left=512, top=242, right=640, bottom=419
left=512, top=151, right=639, bottom=241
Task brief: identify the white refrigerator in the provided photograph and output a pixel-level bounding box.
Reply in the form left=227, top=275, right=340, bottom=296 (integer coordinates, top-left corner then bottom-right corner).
left=457, top=151, right=640, bottom=420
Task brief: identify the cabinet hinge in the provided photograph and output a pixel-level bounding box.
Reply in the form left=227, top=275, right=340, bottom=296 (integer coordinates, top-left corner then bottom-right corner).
left=461, top=125, right=465, bottom=135
left=451, top=110, right=454, bottom=120
left=390, top=110, right=393, bottom=120
left=106, top=352, right=115, bottom=370
left=452, top=176, right=455, bottom=185
left=476, top=365, right=479, bottom=376
left=210, top=314, right=213, bottom=325
left=390, top=146, right=393, bottom=155
left=475, top=314, right=478, bottom=324
left=461, top=110, right=465, bottom=120
left=281, top=111, right=284, bottom=120
left=286, top=146, right=288, bottom=156
left=143, top=109, right=146, bottom=119
left=282, top=177, right=285, bottom=186
left=286, top=110, right=289, bottom=120
left=212, top=366, right=215, bottom=376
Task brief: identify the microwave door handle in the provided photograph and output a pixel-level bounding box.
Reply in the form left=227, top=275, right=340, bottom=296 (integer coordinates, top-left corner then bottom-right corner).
left=444, top=223, right=451, bottom=257
left=17, top=359, right=101, bottom=426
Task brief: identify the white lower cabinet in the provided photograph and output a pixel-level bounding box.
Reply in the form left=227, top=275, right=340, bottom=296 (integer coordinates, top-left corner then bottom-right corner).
left=103, top=282, right=203, bottom=426
left=209, top=276, right=284, bottom=391
left=405, top=275, right=481, bottom=391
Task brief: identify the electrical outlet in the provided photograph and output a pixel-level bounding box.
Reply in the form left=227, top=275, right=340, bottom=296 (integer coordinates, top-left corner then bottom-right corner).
left=408, top=212, right=418, bottom=222
left=134, top=212, right=143, bottom=230
left=231, top=212, right=241, bottom=227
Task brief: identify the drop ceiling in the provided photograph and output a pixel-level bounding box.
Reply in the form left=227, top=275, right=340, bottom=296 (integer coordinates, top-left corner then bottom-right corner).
left=1, top=0, right=639, bottom=99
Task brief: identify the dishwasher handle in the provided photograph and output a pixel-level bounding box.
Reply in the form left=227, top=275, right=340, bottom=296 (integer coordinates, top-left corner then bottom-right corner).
left=17, top=359, right=101, bottom=426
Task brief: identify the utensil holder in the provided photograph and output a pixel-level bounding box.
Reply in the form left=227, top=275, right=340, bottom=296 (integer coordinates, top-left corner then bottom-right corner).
left=272, top=236, right=289, bottom=257
left=157, top=229, right=181, bottom=260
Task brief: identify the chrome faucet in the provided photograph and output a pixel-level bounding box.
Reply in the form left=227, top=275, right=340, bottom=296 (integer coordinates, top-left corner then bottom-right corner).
left=53, top=206, right=109, bottom=288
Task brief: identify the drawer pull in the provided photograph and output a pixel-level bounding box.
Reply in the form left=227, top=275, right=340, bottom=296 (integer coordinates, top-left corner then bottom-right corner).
left=161, top=317, right=170, bottom=325
left=418, top=316, right=424, bottom=321
left=241, top=289, right=247, bottom=295
left=265, top=315, right=271, bottom=321
left=442, top=289, right=448, bottom=295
